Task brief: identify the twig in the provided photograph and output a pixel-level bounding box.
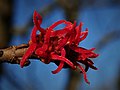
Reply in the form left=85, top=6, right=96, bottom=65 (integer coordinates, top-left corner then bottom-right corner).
left=0, top=44, right=39, bottom=66
left=95, top=30, right=120, bottom=52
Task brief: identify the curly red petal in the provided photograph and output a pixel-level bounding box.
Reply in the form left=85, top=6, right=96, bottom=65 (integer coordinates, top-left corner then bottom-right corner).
left=33, top=10, right=45, bottom=34
left=52, top=48, right=66, bottom=74
left=50, top=20, right=72, bottom=37
left=33, top=10, right=42, bottom=25
left=74, top=22, right=83, bottom=44
left=67, top=21, right=77, bottom=45
left=51, top=53, right=75, bottom=69
left=49, top=20, right=72, bottom=30
left=52, top=61, right=64, bottom=74
left=76, top=63, right=90, bottom=84
left=20, top=43, right=37, bottom=67
left=79, top=28, right=88, bottom=42
left=21, top=11, right=99, bottom=84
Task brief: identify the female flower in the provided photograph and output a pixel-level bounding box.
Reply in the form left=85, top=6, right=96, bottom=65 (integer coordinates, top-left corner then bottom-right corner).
left=20, top=10, right=99, bottom=84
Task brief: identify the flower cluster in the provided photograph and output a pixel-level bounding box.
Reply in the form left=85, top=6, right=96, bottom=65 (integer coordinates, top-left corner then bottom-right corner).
left=20, top=10, right=99, bottom=84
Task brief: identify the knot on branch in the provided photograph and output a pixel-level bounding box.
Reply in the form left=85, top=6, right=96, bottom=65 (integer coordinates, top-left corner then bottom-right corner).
left=0, top=50, right=3, bottom=57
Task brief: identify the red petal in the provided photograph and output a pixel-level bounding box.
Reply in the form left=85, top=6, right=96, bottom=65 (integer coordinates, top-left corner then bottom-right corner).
left=88, top=53, right=99, bottom=58
left=41, top=28, right=53, bottom=51
left=52, top=61, right=64, bottom=74
left=51, top=28, right=69, bottom=37
left=50, top=20, right=73, bottom=38
left=51, top=54, right=75, bottom=69
left=33, top=10, right=45, bottom=34
left=49, top=20, right=72, bottom=30
left=51, top=48, right=66, bottom=74
left=33, top=10, right=42, bottom=25
left=75, top=22, right=83, bottom=44
left=31, top=26, right=38, bottom=43
left=70, top=47, right=88, bottom=53
left=76, top=63, right=90, bottom=84
left=56, top=26, right=73, bottom=50
left=61, top=48, right=66, bottom=56
left=56, top=37, right=68, bottom=50
left=79, top=28, right=88, bottom=42
left=20, top=43, right=37, bottom=67
left=44, top=28, right=52, bottom=44
left=35, top=47, right=47, bottom=57
left=68, top=21, right=77, bottom=44
left=89, top=48, right=96, bottom=51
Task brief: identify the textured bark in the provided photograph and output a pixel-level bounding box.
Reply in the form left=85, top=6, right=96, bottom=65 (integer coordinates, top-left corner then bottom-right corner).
left=0, top=44, right=40, bottom=66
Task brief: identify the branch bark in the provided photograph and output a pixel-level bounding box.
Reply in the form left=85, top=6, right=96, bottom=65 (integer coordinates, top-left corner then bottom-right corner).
left=0, top=44, right=39, bottom=66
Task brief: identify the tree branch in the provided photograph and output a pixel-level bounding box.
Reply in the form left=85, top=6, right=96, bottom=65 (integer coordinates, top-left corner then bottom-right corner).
left=0, top=44, right=39, bottom=66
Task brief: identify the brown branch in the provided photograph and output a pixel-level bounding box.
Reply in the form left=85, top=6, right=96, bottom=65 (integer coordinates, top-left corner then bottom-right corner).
left=0, top=44, right=39, bottom=66
left=95, top=30, right=120, bottom=52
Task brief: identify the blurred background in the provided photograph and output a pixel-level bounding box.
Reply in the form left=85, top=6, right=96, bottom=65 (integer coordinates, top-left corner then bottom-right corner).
left=0, top=0, right=120, bottom=90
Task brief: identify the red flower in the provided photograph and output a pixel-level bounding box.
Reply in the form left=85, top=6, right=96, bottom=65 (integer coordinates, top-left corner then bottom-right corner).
left=20, top=10, right=99, bottom=84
